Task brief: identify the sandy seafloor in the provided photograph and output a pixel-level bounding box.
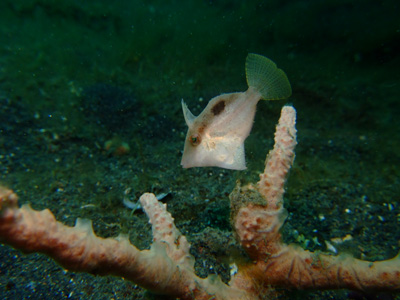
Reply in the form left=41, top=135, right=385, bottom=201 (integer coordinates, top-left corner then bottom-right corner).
left=0, top=0, right=399, bottom=299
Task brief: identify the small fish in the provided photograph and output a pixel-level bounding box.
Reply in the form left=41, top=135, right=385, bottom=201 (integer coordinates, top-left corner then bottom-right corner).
left=181, top=53, right=292, bottom=170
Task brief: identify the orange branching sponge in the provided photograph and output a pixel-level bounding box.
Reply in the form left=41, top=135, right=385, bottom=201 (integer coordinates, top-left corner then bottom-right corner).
left=1, top=105, right=399, bottom=300
left=231, top=106, right=297, bottom=260
left=258, top=105, right=297, bottom=210
left=138, top=193, right=247, bottom=299
left=230, top=106, right=400, bottom=296
left=0, top=189, right=245, bottom=300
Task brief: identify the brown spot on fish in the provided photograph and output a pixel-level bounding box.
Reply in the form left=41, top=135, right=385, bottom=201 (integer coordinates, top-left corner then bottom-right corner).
left=211, top=100, right=225, bottom=116
left=197, top=125, right=206, bottom=135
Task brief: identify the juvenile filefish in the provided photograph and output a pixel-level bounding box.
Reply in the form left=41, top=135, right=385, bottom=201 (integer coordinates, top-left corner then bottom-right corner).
left=181, top=53, right=292, bottom=170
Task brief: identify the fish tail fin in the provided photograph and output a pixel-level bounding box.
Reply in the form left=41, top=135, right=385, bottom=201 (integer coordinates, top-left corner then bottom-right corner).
left=245, top=53, right=292, bottom=100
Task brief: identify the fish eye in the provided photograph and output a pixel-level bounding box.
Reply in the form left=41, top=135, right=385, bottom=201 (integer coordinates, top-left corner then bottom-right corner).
left=189, top=134, right=201, bottom=146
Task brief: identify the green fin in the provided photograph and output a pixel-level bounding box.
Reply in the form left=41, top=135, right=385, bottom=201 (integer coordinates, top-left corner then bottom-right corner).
left=245, top=53, right=292, bottom=100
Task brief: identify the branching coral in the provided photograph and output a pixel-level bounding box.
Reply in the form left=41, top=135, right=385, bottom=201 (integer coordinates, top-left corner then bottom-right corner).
left=0, top=106, right=399, bottom=299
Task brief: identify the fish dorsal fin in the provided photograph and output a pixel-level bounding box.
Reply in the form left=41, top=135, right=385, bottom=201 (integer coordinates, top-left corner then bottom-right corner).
left=245, top=53, right=292, bottom=100
left=181, top=99, right=196, bottom=126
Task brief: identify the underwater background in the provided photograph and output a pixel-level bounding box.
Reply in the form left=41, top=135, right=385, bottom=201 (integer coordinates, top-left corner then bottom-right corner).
left=0, top=0, right=399, bottom=299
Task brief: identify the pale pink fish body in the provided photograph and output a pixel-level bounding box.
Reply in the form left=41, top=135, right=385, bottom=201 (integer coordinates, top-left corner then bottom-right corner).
left=181, top=54, right=292, bottom=170
left=181, top=87, right=260, bottom=169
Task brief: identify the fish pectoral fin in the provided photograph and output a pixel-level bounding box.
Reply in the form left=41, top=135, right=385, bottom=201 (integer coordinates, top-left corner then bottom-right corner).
left=230, top=140, right=246, bottom=170
left=181, top=99, right=196, bottom=126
